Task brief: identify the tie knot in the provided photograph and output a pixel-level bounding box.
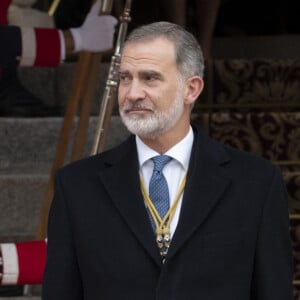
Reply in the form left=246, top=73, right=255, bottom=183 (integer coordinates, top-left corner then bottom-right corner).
left=152, top=155, right=172, bottom=172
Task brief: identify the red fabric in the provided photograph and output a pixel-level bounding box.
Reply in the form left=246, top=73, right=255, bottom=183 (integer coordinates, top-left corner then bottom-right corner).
left=0, top=0, right=12, bottom=25
left=15, top=240, right=47, bottom=285
left=34, top=28, right=61, bottom=66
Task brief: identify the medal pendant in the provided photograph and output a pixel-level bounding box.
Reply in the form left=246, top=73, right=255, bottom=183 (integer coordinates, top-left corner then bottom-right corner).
left=163, top=233, right=171, bottom=248
left=156, top=234, right=164, bottom=249
left=160, top=249, right=168, bottom=258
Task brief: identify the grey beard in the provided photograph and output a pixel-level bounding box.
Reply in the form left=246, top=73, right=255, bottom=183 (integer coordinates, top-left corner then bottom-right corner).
left=119, top=96, right=184, bottom=139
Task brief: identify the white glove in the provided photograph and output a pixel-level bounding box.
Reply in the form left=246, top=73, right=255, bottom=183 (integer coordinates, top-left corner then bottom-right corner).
left=70, top=0, right=117, bottom=53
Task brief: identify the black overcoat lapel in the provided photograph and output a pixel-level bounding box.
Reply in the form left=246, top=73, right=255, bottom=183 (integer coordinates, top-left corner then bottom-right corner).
left=98, top=136, right=162, bottom=267
left=167, top=127, right=232, bottom=261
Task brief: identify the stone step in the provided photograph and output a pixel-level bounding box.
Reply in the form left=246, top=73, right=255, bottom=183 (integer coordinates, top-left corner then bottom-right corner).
left=18, top=62, right=110, bottom=111
left=0, top=116, right=129, bottom=242
left=0, top=173, right=47, bottom=242
left=0, top=116, right=129, bottom=174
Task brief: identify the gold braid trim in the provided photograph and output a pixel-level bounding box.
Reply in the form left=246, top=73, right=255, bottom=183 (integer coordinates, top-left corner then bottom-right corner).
left=139, top=173, right=187, bottom=258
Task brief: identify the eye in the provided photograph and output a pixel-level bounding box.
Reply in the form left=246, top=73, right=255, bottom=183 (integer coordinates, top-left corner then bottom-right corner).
left=142, top=72, right=161, bottom=83
left=145, top=74, right=156, bottom=81
left=119, top=72, right=131, bottom=83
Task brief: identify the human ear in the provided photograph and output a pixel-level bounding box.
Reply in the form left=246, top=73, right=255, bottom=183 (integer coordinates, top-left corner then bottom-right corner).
left=184, top=76, right=204, bottom=105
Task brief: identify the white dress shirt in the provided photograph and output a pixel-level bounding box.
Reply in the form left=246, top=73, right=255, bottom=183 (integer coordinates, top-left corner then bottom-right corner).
left=136, top=126, right=194, bottom=238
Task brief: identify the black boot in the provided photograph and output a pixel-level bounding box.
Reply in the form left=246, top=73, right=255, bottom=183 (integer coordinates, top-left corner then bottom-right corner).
left=0, top=66, right=63, bottom=117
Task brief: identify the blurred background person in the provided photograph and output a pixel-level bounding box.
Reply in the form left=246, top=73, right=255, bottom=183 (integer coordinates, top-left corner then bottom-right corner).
left=0, top=0, right=117, bottom=117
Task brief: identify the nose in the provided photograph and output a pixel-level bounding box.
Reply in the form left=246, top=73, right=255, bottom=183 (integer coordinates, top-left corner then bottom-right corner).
left=125, top=80, right=146, bottom=102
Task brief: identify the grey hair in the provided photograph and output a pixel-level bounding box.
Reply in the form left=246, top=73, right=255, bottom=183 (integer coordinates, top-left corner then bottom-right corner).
left=123, top=21, right=205, bottom=80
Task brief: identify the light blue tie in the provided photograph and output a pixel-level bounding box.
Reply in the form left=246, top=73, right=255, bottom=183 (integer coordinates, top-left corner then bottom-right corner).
left=149, top=155, right=172, bottom=220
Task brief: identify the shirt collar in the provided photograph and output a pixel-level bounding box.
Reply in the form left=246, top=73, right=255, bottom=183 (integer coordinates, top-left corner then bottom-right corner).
left=136, top=126, right=194, bottom=171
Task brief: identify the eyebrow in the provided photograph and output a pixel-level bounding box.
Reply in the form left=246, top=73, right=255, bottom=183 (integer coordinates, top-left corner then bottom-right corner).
left=119, top=69, right=163, bottom=79
left=119, top=69, right=130, bottom=74
left=140, top=70, right=163, bottom=79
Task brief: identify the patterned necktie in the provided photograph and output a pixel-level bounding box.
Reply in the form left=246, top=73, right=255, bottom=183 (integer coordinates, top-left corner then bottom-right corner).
left=149, top=155, right=172, bottom=219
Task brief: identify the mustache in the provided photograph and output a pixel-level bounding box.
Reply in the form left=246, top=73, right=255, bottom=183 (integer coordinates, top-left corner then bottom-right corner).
left=121, top=101, right=154, bottom=112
